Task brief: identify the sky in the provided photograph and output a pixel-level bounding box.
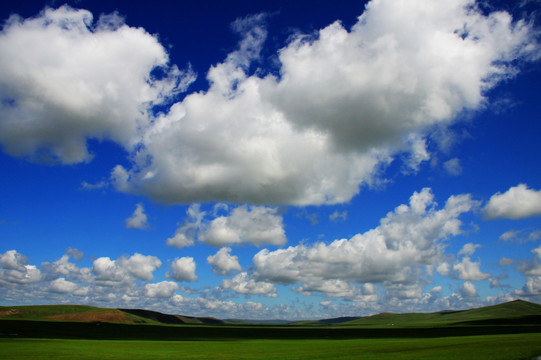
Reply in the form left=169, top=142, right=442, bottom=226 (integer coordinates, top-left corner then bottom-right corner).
left=0, top=0, right=540, bottom=320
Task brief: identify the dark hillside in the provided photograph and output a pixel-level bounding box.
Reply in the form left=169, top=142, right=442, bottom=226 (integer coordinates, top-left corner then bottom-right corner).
left=0, top=305, right=224, bottom=325
left=119, top=308, right=224, bottom=325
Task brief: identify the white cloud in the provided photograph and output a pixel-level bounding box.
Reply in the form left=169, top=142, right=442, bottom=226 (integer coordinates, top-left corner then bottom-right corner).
left=221, top=272, right=277, bottom=297
left=144, top=281, right=179, bottom=298
left=437, top=262, right=452, bottom=277
left=252, top=188, right=477, bottom=294
left=41, top=254, right=88, bottom=280
left=329, top=210, right=348, bottom=222
left=111, top=0, right=538, bottom=205
left=453, top=257, right=491, bottom=281
left=458, top=243, right=481, bottom=256
left=167, top=204, right=286, bottom=247
left=515, top=246, right=541, bottom=296
left=459, top=281, right=478, bottom=297
left=0, top=249, right=28, bottom=271
left=124, top=253, right=162, bottom=281
left=0, top=250, right=42, bottom=285
left=92, top=253, right=161, bottom=285
left=443, top=158, right=462, bottom=176
left=166, top=204, right=205, bottom=248
left=295, top=279, right=360, bottom=298
left=484, top=184, right=541, bottom=219
left=499, top=257, right=514, bottom=266
left=125, top=203, right=149, bottom=230
left=403, top=135, right=430, bottom=173
left=499, top=228, right=541, bottom=243
left=167, top=257, right=198, bottom=282
left=66, top=247, right=84, bottom=261
left=207, top=247, right=242, bottom=275
left=0, top=5, right=193, bottom=164
left=49, top=277, right=78, bottom=293
left=198, top=205, right=286, bottom=247
left=533, top=245, right=541, bottom=259
left=500, top=229, right=520, bottom=241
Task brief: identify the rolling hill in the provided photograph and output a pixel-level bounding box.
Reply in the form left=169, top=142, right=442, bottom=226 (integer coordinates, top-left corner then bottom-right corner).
left=297, top=299, right=541, bottom=327
left=1, top=299, right=540, bottom=328
left=1, top=300, right=540, bottom=341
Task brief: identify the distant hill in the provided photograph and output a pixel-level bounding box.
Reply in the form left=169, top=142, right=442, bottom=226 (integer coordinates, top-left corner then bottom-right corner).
left=1, top=299, right=540, bottom=327
left=302, top=300, right=541, bottom=327
left=225, top=319, right=293, bottom=325
left=0, top=304, right=223, bottom=325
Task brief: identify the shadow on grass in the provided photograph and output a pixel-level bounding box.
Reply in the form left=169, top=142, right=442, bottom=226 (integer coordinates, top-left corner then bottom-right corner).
left=1, top=320, right=541, bottom=341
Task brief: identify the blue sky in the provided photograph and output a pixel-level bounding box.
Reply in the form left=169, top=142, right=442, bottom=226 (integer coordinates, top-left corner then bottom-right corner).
left=0, top=0, right=540, bottom=319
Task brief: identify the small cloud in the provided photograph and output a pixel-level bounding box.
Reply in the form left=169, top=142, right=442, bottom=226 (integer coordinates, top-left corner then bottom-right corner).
left=459, top=281, right=478, bottom=297
left=221, top=272, right=277, bottom=297
left=443, top=158, right=462, bottom=176
left=66, top=247, right=84, bottom=261
left=198, top=205, right=286, bottom=247
left=499, top=228, right=541, bottom=243
left=166, top=204, right=204, bottom=248
left=207, top=247, right=242, bottom=276
left=458, top=243, right=481, bottom=257
left=500, top=229, right=520, bottom=241
left=144, top=281, right=179, bottom=298
left=437, top=262, right=451, bottom=276
left=167, top=257, right=198, bottom=282
left=499, top=257, right=514, bottom=266
left=297, top=210, right=319, bottom=225
left=81, top=180, right=108, bottom=190
left=403, top=135, right=430, bottom=173
left=49, top=277, right=78, bottom=293
left=125, top=203, right=149, bottom=230
left=453, top=257, right=490, bottom=281
left=329, top=210, right=348, bottom=222
left=484, top=184, right=541, bottom=219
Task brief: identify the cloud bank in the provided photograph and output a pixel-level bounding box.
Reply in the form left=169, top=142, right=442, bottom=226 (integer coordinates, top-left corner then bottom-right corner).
left=252, top=188, right=478, bottom=296
left=1, top=185, right=540, bottom=318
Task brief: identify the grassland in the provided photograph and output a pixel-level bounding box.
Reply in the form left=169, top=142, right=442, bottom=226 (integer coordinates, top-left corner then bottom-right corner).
left=1, top=300, right=540, bottom=359
left=1, top=334, right=541, bottom=360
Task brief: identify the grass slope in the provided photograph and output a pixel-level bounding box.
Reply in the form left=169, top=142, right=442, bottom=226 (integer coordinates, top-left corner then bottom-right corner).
left=338, top=300, right=541, bottom=327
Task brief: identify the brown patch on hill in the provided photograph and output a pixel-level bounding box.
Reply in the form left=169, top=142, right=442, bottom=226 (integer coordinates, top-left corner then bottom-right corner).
left=0, top=308, right=19, bottom=317
left=46, top=310, right=132, bottom=323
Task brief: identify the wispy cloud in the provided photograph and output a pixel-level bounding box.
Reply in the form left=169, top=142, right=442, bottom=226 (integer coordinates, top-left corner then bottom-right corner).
left=125, top=203, right=149, bottom=230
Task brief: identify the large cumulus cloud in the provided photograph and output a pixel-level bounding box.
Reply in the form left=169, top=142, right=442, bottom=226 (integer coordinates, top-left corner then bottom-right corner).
left=0, top=5, right=193, bottom=164
left=0, top=1, right=537, bottom=204
left=112, top=0, right=538, bottom=205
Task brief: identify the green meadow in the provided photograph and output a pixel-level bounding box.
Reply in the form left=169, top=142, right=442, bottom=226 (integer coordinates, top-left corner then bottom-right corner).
left=1, top=334, right=541, bottom=360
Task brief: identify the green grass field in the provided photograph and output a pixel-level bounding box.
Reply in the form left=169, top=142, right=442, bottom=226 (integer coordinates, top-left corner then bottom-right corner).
left=1, top=333, right=541, bottom=360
